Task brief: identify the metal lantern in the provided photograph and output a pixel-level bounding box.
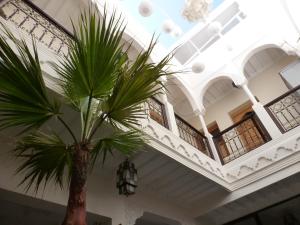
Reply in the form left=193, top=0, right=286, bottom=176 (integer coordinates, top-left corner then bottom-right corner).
left=116, top=159, right=138, bottom=196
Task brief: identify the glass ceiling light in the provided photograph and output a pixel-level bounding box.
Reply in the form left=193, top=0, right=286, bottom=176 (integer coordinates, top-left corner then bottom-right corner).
left=116, top=159, right=138, bottom=196
left=138, top=0, right=153, bottom=17
left=182, top=0, right=212, bottom=22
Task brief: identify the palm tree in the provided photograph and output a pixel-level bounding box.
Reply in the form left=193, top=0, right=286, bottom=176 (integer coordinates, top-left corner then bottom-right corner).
left=0, top=9, right=174, bottom=225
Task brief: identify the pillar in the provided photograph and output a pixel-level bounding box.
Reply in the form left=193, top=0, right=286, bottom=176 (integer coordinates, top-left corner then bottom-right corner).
left=161, top=93, right=180, bottom=137
left=195, top=109, right=222, bottom=164
left=241, top=84, right=282, bottom=139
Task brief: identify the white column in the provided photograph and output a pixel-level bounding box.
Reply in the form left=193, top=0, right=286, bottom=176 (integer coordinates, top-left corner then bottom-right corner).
left=161, top=93, right=180, bottom=137
left=197, top=110, right=222, bottom=164
left=242, top=84, right=258, bottom=105
left=242, top=84, right=282, bottom=139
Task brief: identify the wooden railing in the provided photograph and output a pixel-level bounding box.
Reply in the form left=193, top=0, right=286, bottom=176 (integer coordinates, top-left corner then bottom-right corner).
left=147, top=98, right=169, bottom=129
left=1, top=0, right=72, bottom=56
left=213, top=112, right=271, bottom=164
left=175, top=115, right=213, bottom=158
left=265, top=85, right=300, bottom=133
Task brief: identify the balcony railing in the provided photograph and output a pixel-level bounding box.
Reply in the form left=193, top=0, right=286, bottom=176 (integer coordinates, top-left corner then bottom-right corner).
left=213, top=112, right=271, bottom=164
left=175, top=115, right=212, bottom=158
left=147, top=98, right=169, bottom=129
left=1, top=0, right=72, bottom=56
left=265, top=85, right=300, bottom=133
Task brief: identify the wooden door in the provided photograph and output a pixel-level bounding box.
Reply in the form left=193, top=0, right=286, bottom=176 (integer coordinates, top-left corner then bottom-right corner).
left=231, top=101, right=253, bottom=123
left=230, top=101, right=264, bottom=152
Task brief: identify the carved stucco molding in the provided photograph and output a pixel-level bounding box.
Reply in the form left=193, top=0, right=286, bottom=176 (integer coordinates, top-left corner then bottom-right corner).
left=144, top=122, right=225, bottom=181
left=226, top=136, right=300, bottom=180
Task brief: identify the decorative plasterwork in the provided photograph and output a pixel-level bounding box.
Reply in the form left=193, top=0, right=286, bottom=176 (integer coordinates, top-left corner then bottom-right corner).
left=225, top=136, right=300, bottom=182
left=143, top=118, right=300, bottom=191
left=143, top=119, right=228, bottom=183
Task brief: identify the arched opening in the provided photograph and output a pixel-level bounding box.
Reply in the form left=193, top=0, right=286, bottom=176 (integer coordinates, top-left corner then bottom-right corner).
left=201, top=76, right=271, bottom=164
left=201, top=77, right=246, bottom=131
left=165, top=80, right=197, bottom=127
left=244, top=46, right=299, bottom=102
left=165, top=81, right=213, bottom=157
left=243, top=46, right=300, bottom=132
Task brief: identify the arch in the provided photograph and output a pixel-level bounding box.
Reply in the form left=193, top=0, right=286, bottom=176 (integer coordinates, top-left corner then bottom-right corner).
left=198, top=74, right=244, bottom=111
left=240, top=43, right=287, bottom=70
left=242, top=45, right=291, bottom=80
left=123, top=30, right=201, bottom=112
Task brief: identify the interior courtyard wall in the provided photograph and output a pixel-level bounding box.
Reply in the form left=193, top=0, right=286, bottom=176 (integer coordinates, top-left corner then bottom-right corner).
left=202, top=56, right=296, bottom=131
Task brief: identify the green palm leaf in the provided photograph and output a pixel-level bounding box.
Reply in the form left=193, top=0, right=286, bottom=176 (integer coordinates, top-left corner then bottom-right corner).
left=101, top=40, right=175, bottom=129
left=91, top=129, right=145, bottom=166
left=0, top=25, right=60, bottom=131
left=14, top=131, right=73, bottom=191
left=53, top=9, right=127, bottom=140
left=54, top=10, right=126, bottom=107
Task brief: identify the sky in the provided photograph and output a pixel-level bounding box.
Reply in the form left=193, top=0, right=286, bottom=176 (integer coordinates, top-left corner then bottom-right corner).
left=118, top=0, right=225, bottom=49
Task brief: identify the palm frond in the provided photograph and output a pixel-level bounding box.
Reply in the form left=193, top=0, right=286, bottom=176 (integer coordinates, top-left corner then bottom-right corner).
left=14, top=131, right=73, bottom=192
left=91, top=129, right=145, bottom=166
left=53, top=9, right=126, bottom=107
left=0, top=24, right=60, bottom=131
left=101, top=40, right=175, bottom=129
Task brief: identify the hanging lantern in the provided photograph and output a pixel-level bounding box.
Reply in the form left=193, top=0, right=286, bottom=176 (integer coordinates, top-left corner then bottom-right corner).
left=162, top=19, right=175, bottom=34
left=192, top=61, right=205, bottom=73
left=138, top=0, right=153, bottom=17
left=116, top=159, right=138, bottom=196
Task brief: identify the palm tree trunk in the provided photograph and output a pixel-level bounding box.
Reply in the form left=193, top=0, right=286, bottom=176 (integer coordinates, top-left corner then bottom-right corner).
left=62, top=144, right=89, bottom=225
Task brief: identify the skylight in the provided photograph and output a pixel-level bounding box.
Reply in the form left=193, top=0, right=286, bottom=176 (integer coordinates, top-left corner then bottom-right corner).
left=117, top=0, right=225, bottom=49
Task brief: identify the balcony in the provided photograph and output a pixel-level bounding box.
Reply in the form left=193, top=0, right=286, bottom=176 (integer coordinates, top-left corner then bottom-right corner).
left=1, top=0, right=299, bottom=164
left=213, top=111, right=271, bottom=164
left=0, top=0, right=299, bottom=193
left=1, top=0, right=72, bottom=56
left=147, top=98, right=213, bottom=158
left=0, top=0, right=223, bottom=185
left=175, top=114, right=213, bottom=158
left=265, top=85, right=300, bottom=133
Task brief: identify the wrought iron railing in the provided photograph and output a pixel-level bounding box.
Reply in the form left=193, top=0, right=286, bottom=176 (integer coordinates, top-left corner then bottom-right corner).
left=147, top=98, right=169, bottom=129
left=265, top=85, right=300, bottom=133
left=175, top=115, right=212, bottom=158
left=213, top=112, right=271, bottom=164
left=0, top=0, right=72, bottom=56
